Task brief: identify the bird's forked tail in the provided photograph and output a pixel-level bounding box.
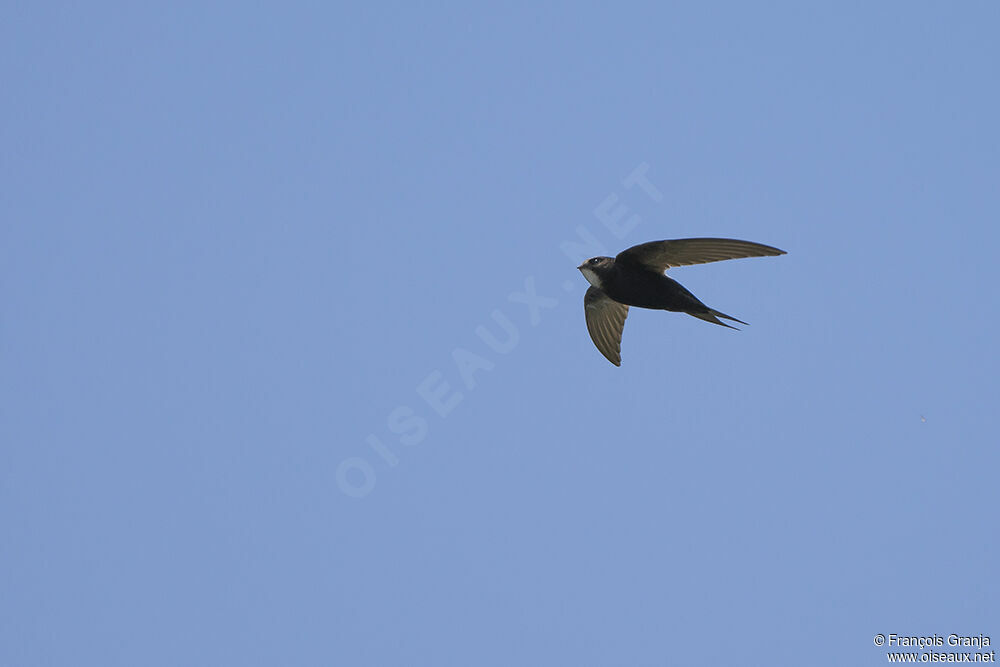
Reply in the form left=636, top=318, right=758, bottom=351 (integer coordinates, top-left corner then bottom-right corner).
left=689, top=308, right=748, bottom=330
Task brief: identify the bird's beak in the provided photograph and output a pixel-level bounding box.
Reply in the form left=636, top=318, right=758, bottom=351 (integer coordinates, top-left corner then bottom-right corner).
left=577, top=262, right=586, bottom=271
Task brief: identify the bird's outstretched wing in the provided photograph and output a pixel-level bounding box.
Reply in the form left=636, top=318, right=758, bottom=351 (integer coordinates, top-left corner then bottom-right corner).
left=584, top=286, right=629, bottom=366
left=615, top=238, right=786, bottom=273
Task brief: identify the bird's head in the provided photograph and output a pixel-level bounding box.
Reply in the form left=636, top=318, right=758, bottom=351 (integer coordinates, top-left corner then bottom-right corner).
left=578, top=256, right=614, bottom=288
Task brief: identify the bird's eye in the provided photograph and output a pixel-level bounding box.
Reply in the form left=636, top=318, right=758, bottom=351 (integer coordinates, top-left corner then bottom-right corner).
left=589, top=258, right=600, bottom=265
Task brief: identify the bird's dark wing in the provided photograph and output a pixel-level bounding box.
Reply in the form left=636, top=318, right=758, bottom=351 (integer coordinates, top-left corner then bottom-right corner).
left=615, top=238, right=786, bottom=273
left=584, top=286, right=629, bottom=366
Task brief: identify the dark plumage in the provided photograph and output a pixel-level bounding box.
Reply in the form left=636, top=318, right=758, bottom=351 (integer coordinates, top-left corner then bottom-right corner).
left=578, top=237, right=786, bottom=366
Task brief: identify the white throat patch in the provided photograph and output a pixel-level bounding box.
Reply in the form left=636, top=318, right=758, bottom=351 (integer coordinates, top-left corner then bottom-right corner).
left=580, top=267, right=603, bottom=288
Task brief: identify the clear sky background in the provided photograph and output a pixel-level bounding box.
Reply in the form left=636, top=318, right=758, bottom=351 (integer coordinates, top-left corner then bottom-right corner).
left=3, top=3, right=998, bottom=666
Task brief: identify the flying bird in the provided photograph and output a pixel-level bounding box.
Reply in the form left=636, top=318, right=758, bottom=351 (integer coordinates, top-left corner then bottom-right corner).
left=578, top=238, right=786, bottom=365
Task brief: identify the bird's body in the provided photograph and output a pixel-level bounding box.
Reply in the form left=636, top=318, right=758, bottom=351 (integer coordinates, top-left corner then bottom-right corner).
left=587, top=262, right=707, bottom=311
left=578, top=237, right=786, bottom=365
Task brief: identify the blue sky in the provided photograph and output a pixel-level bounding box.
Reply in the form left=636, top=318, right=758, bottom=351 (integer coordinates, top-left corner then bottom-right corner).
left=3, top=3, right=998, bottom=665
